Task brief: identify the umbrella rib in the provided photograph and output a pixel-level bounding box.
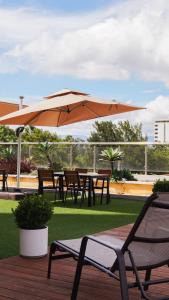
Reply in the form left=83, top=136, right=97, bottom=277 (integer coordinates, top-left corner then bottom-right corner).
left=25, top=108, right=66, bottom=126
left=24, top=111, right=44, bottom=125
left=54, top=103, right=87, bottom=126
left=83, top=104, right=100, bottom=118
left=57, top=110, right=62, bottom=127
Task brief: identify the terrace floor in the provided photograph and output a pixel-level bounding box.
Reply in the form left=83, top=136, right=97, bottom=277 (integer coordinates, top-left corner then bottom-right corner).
left=0, top=224, right=168, bottom=300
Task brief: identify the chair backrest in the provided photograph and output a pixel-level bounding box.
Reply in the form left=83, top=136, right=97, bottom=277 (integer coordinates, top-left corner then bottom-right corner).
left=64, top=170, right=80, bottom=187
left=98, top=169, right=112, bottom=177
left=0, top=169, right=8, bottom=179
left=119, top=193, right=169, bottom=270
left=75, top=168, right=88, bottom=173
left=38, top=168, right=55, bottom=186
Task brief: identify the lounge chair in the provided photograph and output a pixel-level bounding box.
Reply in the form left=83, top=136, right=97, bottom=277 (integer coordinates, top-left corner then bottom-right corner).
left=48, top=193, right=169, bottom=299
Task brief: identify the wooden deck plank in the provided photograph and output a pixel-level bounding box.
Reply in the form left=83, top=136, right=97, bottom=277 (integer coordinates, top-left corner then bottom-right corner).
left=0, top=224, right=168, bottom=299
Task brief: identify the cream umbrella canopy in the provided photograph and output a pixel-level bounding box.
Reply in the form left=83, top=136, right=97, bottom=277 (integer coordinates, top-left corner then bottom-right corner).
left=0, top=90, right=144, bottom=188
left=0, top=91, right=143, bottom=127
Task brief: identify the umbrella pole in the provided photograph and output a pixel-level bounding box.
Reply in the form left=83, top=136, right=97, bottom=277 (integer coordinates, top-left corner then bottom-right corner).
left=16, top=96, right=24, bottom=189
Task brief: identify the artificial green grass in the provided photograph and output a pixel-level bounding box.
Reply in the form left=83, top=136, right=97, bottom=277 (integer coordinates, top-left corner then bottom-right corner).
left=0, top=197, right=144, bottom=259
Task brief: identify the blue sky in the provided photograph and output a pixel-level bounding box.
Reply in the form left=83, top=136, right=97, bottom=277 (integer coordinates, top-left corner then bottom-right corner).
left=1, top=0, right=120, bottom=12
left=0, top=0, right=169, bottom=138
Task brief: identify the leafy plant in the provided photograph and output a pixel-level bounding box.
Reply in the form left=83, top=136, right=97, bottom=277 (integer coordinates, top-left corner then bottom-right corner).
left=0, top=157, right=35, bottom=174
left=100, top=147, right=124, bottom=171
left=153, top=179, right=169, bottom=192
left=100, top=147, right=124, bottom=162
left=112, top=168, right=137, bottom=182
left=0, top=147, right=16, bottom=160
left=0, top=146, right=36, bottom=174
left=12, top=195, right=54, bottom=229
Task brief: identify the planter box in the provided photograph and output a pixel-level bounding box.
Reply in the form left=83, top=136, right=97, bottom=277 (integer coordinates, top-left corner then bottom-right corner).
left=110, top=181, right=153, bottom=196
left=6, top=175, right=153, bottom=196
left=20, top=226, right=48, bottom=258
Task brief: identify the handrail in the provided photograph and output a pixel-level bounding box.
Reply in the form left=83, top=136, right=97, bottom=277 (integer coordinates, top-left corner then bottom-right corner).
left=0, top=141, right=169, bottom=145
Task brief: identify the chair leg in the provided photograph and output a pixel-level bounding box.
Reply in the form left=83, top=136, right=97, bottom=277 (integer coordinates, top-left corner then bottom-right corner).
left=100, top=188, right=104, bottom=204
left=117, top=252, right=129, bottom=300
left=144, top=269, right=151, bottom=291
left=93, top=189, right=96, bottom=205
left=47, top=243, right=56, bottom=279
left=64, top=190, right=68, bottom=203
left=80, top=189, right=85, bottom=207
left=74, top=190, right=78, bottom=204
left=70, top=189, right=73, bottom=200
left=71, top=262, right=84, bottom=300
left=71, top=237, right=88, bottom=300
left=128, top=250, right=148, bottom=300
left=54, top=187, right=57, bottom=201
left=6, top=179, right=8, bottom=191
left=100, top=180, right=105, bottom=204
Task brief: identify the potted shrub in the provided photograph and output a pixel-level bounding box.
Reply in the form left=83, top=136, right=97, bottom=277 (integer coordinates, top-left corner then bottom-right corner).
left=12, top=194, right=54, bottom=258
left=100, top=147, right=124, bottom=171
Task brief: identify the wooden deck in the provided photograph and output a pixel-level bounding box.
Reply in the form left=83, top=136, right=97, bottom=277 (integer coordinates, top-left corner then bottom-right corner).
left=0, top=224, right=168, bottom=299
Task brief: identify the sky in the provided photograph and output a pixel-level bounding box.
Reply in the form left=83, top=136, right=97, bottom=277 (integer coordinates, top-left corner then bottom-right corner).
left=0, top=0, right=169, bottom=139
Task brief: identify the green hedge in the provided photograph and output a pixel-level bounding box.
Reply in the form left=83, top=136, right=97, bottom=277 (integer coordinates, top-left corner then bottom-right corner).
left=153, top=179, right=169, bottom=192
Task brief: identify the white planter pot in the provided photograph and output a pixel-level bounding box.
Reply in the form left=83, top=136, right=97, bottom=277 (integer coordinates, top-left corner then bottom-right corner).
left=20, top=226, right=48, bottom=258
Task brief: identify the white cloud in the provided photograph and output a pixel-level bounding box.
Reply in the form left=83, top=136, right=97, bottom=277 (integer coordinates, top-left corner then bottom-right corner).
left=0, top=0, right=169, bottom=85
left=54, top=95, right=169, bottom=139
left=110, top=95, right=169, bottom=138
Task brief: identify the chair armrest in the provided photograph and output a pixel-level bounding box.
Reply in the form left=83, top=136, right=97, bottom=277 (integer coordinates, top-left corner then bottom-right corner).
left=82, top=235, right=124, bottom=257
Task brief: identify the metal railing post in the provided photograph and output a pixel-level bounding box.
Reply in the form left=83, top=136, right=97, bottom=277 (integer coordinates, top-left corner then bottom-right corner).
left=144, top=145, right=148, bottom=175
left=16, top=96, right=24, bottom=189
left=70, top=145, right=73, bottom=168
left=28, top=145, right=32, bottom=161
left=93, top=145, right=96, bottom=172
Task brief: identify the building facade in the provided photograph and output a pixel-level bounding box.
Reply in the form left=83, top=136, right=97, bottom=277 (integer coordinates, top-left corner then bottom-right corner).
left=154, top=120, right=169, bottom=142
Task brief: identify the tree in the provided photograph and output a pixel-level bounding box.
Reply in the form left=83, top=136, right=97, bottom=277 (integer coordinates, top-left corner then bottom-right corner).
left=22, top=126, right=60, bottom=142
left=0, top=125, right=16, bottom=142
left=88, top=121, right=118, bottom=142
left=88, top=120, right=147, bottom=142
left=87, top=120, right=147, bottom=172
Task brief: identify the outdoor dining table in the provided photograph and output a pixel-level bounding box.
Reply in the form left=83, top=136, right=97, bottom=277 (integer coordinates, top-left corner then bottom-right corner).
left=54, top=172, right=110, bottom=207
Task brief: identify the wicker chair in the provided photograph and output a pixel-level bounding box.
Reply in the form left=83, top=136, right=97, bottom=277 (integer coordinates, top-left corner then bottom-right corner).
left=48, top=193, right=169, bottom=300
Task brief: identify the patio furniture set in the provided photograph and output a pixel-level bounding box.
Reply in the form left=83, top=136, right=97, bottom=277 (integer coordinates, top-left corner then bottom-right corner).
left=38, top=168, right=111, bottom=207
left=1, top=167, right=169, bottom=299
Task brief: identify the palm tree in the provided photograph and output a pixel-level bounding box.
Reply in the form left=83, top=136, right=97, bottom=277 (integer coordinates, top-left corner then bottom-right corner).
left=100, top=147, right=124, bottom=171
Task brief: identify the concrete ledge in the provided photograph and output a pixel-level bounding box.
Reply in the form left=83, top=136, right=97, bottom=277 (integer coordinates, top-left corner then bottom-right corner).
left=110, top=194, right=147, bottom=201
left=0, top=192, right=25, bottom=200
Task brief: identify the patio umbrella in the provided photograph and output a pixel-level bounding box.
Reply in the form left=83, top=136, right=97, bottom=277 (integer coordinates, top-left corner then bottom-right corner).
left=0, top=100, right=21, bottom=116
left=0, top=90, right=143, bottom=127
left=0, top=89, right=144, bottom=188
left=0, top=97, right=28, bottom=188
left=0, top=97, right=27, bottom=189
